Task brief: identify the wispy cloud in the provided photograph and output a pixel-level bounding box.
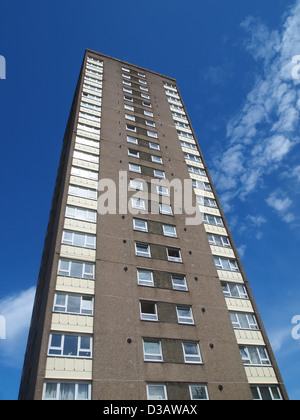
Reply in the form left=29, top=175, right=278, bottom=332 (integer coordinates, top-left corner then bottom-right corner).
left=266, top=189, right=295, bottom=223
left=212, top=0, right=300, bottom=205
left=0, top=287, right=35, bottom=367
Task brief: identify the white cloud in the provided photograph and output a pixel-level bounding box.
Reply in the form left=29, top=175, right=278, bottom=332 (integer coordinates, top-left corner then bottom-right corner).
left=266, top=190, right=295, bottom=223
left=237, top=244, right=247, bottom=258
left=0, top=287, right=35, bottom=367
left=212, top=0, right=300, bottom=203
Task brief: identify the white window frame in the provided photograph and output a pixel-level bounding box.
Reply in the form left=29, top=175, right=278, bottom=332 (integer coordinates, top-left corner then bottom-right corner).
left=251, top=386, right=282, bottom=401
left=156, top=185, right=169, bottom=196
left=214, top=257, right=239, bottom=272
left=189, top=385, right=209, bottom=401
left=230, top=312, right=259, bottom=330
left=135, top=243, right=151, bottom=258
left=159, top=203, right=173, bottom=215
left=130, top=179, right=144, bottom=191
left=58, top=259, right=95, bottom=280
left=125, top=114, right=135, bottom=122
left=171, top=275, right=188, bottom=291
left=146, top=384, right=168, bottom=400
left=154, top=169, right=165, bottom=179
left=71, top=166, right=98, bottom=181
left=163, top=224, right=177, bottom=237
left=240, top=346, right=271, bottom=366
left=222, top=282, right=248, bottom=299
left=126, top=124, right=137, bottom=132
left=207, top=234, right=231, bottom=248
left=53, top=293, right=94, bottom=315
left=167, top=247, right=182, bottom=263
left=176, top=306, right=194, bottom=324
left=147, top=131, right=158, bottom=139
left=151, top=155, right=163, bottom=164
left=149, top=142, right=160, bottom=151
left=182, top=342, right=202, bottom=364
left=131, top=197, right=146, bottom=210
left=140, top=301, right=158, bottom=322
left=137, top=269, right=154, bottom=287
left=128, top=149, right=140, bottom=158
left=65, top=206, right=97, bottom=223
left=43, top=382, right=92, bottom=400
left=127, top=136, right=138, bottom=145
left=144, top=110, right=154, bottom=117
left=48, top=334, right=93, bottom=358
left=129, top=163, right=141, bottom=174
left=62, top=230, right=96, bottom=249
left=143, top=340, right=163, bottom=362
left=133, top=219, right=148, bottom=232
left=68, top=185, right=97, bottom=201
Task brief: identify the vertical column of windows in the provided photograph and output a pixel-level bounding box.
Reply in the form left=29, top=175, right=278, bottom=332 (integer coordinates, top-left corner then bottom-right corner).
left=163, top=82, right=281, bottom=398
left=43, top=56, right=103, bottom=400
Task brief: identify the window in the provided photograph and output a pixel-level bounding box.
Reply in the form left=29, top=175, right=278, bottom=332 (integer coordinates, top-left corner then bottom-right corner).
left=251, top=386, right=282, bottom=400
left=76, top=136, right=100, bottom=149
left=189, top=385, right=209, bottom=400
left=122, top=67, right=130, bottom=73
left=48, top=334, right=92, bottom=358
left=152, top=155, right=163, bottom=164
left=71, top=166, right=98, bottom=181
left=197, top=196, right=218, bottom=208
left=192, top=180, right=212, bottom=191
left=131, top=197, right=146, bottom=210
left=203, top=214, right=223, bottom=226
left=184, top=153, right=202, bottom=163
left=125, top=113, right=135, bottom=121
left=133, top=219, right=148, bottom=232
left=176, top=306, right=194, bottom=324
left=128, top=149, right=140, bottom=158
left=65, top=206, right=97, bottom=223
left=146, top=384, right=167, bottom=400
left=182, top=342, right=202, bottom=363
left=138, top=72, right=146, bottom=78
left=62, top=231, right=96, bottom=249
left=142, top=101, right=152, bottom=108
left=139, top=78, right=147, bottom=85
left=163, top=225, right=177, bottom=237
left=149, top=142, right=160, bottom=151
left=167, top=248, right=182, bottom=263
left=230, top=312, right=259, bottom=330
left=124, top=104, right=134, bottom=112
left=123, top=80, right=132, bottom=87
left=137, top=269, right=154, bottom=287
left=214, top=257, right=239, bottom=272
left=130, top=179, right=144, bottom=191
left=147, top=131, right=158, bottom=139
left=144, top=110, right=154, bottom=117
left=135, top=243, right=151, bottom=258
left=129, top=163, right=141, bottom=173
left=122, top=73, right=131, bottom=79
left=73, top=151, right=99, bottom=163
left=180, top=141, right=197, bottom=150
left=141, top=93, right=150, bottom=99
left=123, top=88, right=133, bottom=94
left=53, top=293, right=93, bottom=315
left=156, top=185, right=169, bottom=196
left=171, top=275, right=188, bottom=291
left=126, top=124, right=136, bottom=132
left=159, top=203, right=172, bottom=215
left=207, top=234, right=231, bottom=248
left=140, top=301, right=158, bottom=321
left=124, top=95, right=133, bottom=102
left=146, top=120, right=155, bottom=127
left=68, top=185, right=97, bottom=201
left=143, top=340, right=162, bottom=361
left=58, top=259, right=95, bottom=280
left=43, top=382, right=91, bottom=400
left=188, top=166, right=206, bottom=176
left=154, top=169, right=165, bottom=179
left=240, top=346, right=271, bottom=366
left=127, top=136, right=138, bottom=145
left=222, top=283, right=248, bottom=299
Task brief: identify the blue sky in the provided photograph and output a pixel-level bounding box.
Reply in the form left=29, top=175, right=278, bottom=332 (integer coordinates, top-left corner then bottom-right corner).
left=0, top=0, right=300, bottom=400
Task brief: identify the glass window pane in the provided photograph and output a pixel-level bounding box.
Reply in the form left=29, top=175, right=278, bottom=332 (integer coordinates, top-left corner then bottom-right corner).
left=147, top=385, right=166, bottom=400
left=190, top=385, right=208, bottom=400
left=82, top=297, right=93, bottom=314
left=67, top=295, right=81, bottom=313
left=260, top=387, right=272, bottom=400
left=59, top=383, right=75, bottom=400
left=44, top=383, right=57, bottom=399
left=77, top=384, right=89, bottom=400
left=63, top=335, right=78, bottom=356
left=70, top=261, right=83, bottom=278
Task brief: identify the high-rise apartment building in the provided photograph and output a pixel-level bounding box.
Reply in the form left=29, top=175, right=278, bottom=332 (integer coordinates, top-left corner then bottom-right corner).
left=19, top=50, right=287, bottom=401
